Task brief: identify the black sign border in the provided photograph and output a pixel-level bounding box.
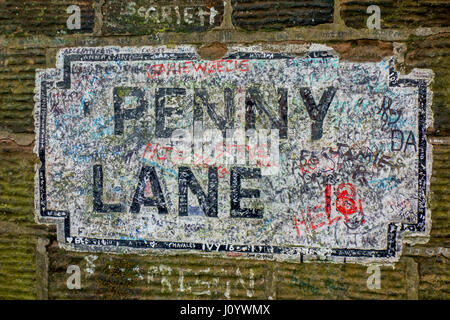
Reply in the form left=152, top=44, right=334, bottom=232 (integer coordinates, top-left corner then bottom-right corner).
left=37, top=50, right=428, bottom=260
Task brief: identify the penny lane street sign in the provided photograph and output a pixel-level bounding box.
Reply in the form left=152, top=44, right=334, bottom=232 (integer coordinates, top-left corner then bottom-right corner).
left=34, top=45, right=433, bottom=264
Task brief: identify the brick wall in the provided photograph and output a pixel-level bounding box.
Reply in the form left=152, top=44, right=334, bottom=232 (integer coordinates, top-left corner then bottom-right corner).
left=0, top=0, right=448, bottom=300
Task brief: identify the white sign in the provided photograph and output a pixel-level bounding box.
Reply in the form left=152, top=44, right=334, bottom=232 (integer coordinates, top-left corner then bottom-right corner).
left=35, top=45, right=433, bottom=263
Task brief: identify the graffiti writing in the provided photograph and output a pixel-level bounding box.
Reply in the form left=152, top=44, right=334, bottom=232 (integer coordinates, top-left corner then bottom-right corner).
left=34, top=46, right=433, bottom=263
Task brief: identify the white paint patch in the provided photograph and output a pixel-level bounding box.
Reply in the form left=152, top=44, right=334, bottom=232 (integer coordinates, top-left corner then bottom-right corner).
left=84, top=254, right=98, bottom=277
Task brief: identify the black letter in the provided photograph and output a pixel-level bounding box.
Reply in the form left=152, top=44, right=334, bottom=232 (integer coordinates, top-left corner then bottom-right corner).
left=245, top=88, right=288, bottom=139
left=178, top=167, right=218, bottom=217
left=230, top=167, right=262, bottom=219
left=194, top=88, right=235, bottom=136
left=299, top=87, right=337, bottom=140
left=404, top=131, right=417, bottom=152
left=130, top=166, right=168, bottom=214
left=93, top=165, right=125, bottom=213
left=155, top=88, right=186, bottom=138
left=391, top=129, right=404, bottom=152
left=113, top=87, right=147, bottom=135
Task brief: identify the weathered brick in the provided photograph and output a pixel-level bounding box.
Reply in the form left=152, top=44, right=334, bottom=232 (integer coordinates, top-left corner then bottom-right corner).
left=278, top=258, right=408, bottom=299
left=0, top=235, right=38, bottom=299
left=417, top=256, right=449, bottom=299
left=428, top=143, right=450, bottom=247
left=0, top=47, right=46, bottom=133
left=341, top=0, right=450, bottom=29
left=330, top=40, right=393, bottom=61
left=47, top=245, right=268, bottom=299
left=0, top=0, right=94, bottom=36
left=405, top=33, right=450, bottom=135
left=0, top=141, right=37, bottom=227
left=232, top=0, right=334, bottom=31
